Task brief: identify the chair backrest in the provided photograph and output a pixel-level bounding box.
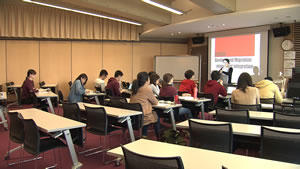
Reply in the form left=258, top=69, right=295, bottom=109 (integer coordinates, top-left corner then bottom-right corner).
left=58, top=90, right=64, bottom=103
left=293, top=98, right=300, bottom=106
left=216, top=108, right=249, bottom=124
left=122, top=146, right=184, bottom=169
left=22, top=118, right=41, bottom=156
left=62, top=103, right=81, bottom=121
left=189, top=120, right=233, bottom=153
left=198, top=92, right=214, bottom=110
left=85, top=106, right=108, bottom=134
left=0, top=85, right=2, bottom=92
left=273, top=112, right=300, bottom=129
left=68, top=81, right=72, bottom=88
left=231, top=103, right=261, bottom=111
left=261, top=127, right=300, bottom=164
left=121, top=102, right=144, bottom=130
left=39, top=81, right=45, bottom=88
left=110, top=96, right=127, bottom=108
left=95, top=86, right=102, bottom=92
left=178, top=91, right=189, bottom=96
left=6, top=81, right=15, bottom=94
left=260, top=98, right=275, bottom=104
left=8, top=112, right=24, bottom=144
left=105, top=88, right=114, bottom=97
left=158, top=96, right=174, bottom=102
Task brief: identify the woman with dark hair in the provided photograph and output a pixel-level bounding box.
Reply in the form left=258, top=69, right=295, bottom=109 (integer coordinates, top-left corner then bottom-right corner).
left=21, top=69, right=38, bottom=104
left=130, top=72, right=159, bottom=139
left=179, top=69, right=196, bottom=96
left=231, top=72, right=260, bottom=105
left=149, top=73, right=160, bottom=97
left=220, top=58, right=233, bottom=84
left=68, top=73, right=88, bottom=103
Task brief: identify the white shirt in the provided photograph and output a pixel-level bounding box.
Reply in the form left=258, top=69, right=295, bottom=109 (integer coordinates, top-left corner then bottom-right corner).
left=150, top=84, right=160, bottom=97
left=94, top=78, right=105, bottom=92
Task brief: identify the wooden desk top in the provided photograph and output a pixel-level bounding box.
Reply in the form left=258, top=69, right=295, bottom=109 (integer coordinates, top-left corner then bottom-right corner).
left=77, top=102, right=142, bottom=118
left=43, top=83, right=58, bottom=88
left=85, top=92, right=106, bottom=96
left=176, top=119, right=300, bottom=137
left=12, top=108, right=86, bottom=133
left=208, top=110, right=273, bottom=120
left=35, top=91, right=58, bottom=98
left=0, top=92, right=7, bottom=100
left=108, top=139, right=300, bottom=169
left=152, top=103, right=182, bottom=109
left=179, top=96, right=211, bottom=103
left=7, top=84, right=22, bottom=88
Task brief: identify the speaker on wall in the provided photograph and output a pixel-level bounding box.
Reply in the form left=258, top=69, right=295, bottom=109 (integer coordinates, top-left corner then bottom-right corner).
left=192, top=36, right=205, bottom=44
left=272, top=26, right=290, bottom=37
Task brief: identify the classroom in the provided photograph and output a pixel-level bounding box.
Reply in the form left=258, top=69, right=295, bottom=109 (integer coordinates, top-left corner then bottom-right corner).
left=0, top=0, right=300, bottom=169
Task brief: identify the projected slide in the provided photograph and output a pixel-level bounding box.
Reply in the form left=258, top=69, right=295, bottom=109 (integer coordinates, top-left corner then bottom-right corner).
left=210, top=33, right=264, bottom=83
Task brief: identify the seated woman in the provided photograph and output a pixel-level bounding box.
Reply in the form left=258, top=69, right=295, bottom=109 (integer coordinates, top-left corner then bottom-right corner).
left=159, top=73, right=193, bottom=119
left=21, top=69, right=39, bottom=104
left=149, top=73, right=160, bottom=97
left=130, top=72, right=159, bottom=139
left=68, top=73, right=88, bottom=103
left=231, top=72, right=260, bottom=105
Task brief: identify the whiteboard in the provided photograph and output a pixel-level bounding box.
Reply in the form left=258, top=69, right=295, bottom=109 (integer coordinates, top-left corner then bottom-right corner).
left=154, top=56, right=200, bottom=81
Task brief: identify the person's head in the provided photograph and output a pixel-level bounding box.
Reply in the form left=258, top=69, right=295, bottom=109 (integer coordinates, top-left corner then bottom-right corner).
left=99, top=69, right=108, bottom=80
left=132, top=72, right=149, bottom=95
left=114, top=70, right=123, bottom=81
left=223, top=59, right=230, bottom=67
left=26, top=69, right=36, bottom=80
left=76, top=73, right=88, bottom=86
left=264, top=76, right=273, bottom=81
left=150, top=73, right=160, bottom=85
left=211, top=70, right=221, bottom=81
left=163, top=73, right=174, bottom=85
left=237, top=72, right=253, bottom=93
left=184, top=70, right=195, bottom=80
left=148, top=71, right=156, bottom=77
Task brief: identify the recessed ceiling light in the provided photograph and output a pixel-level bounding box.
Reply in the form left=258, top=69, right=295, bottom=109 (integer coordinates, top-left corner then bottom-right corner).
left=222, top=24, right=225, bottom=26
left=208, top=26, right=211, bottom=28
left=142, top=0, right=183, bottom=15
left=178, top=32, right=181, bottom=34
left=171, top=33, right=174, bottom=36
left=23, top=0, right=142, bottom=25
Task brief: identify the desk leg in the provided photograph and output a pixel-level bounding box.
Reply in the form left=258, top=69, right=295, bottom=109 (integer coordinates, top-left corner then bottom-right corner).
left=0, top=107, right=8, bottom=129
left=46, top=98, right=55, bottom=114
left=169, top=108, right=176, bottom=131
left=63, top=130, right=83, bottom=169
left=126, top=117, right=135, bottom=142
left=95, top=96, right=100, bottom=105
left=201, top=103, right=205, bottom=120
left=228, top=98, right=231, bottom=109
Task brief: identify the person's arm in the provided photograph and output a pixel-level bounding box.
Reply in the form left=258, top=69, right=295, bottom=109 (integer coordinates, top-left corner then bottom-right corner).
left=113, top=83, right=121, bottom=96
left=150, top=85, right=159, bottom=96
left=223, top=67, right=233, bottom=76
left=100, top=82, right=106, bottom=93
left=25, top=80, right=38, bottom=93
left=255, top=88, right=260, bottom=104
left=274, top=85, right=283, bottom=103
left=219, top=85, right=227, bottom=97
left=74, top=80, right=86, bottom=95
left=147, top=87, right=158, bottom=105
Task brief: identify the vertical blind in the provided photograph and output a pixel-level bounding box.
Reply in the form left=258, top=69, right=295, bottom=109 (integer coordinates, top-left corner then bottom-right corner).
left=0, top=4, right=142, bottom=41
left=294, top=22, right=300, bottom=67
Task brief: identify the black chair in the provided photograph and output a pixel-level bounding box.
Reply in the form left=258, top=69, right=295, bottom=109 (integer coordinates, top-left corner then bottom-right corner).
left=158, top=96, right=174, bottom=101
left=121, top=102, right=144, bottom=137
left=198, top=92, right=215, bottom=111
left=261, top=126, right=300, bottom=164
left=82, top=106, right=121, bottom=164
left=58, top=90, right=64, bottom=104
left=189, top=120, right=233, bottom=153
left=21, top=118, right=66, bottom=169
left=105, top=88, right=114, bottom=97
left=216, top=108, right=249, bottom=124
left=6, top=82, right=19, bottom=106
left=62, top=103, right=84, bottom=147
left=260, top=98, right=275, bottom=104
left=273, top=112, right=300, bottom=129
left=110, top=96, right=127, bottom=108
left=231, top=103, right=262, bottom=111
left=121, top=146, right=184, bottom=169
left=95, top=86, right=102, bottom=92
left=0, top=84, right=2, bottom=92
left=68, top=81, right=72, bottom=89
left=39, top=81, right=45, bottom=88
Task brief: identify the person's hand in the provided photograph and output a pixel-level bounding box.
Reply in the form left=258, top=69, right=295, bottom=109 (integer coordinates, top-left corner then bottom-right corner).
left=219, top=80, right=223, bottom=86
left=219, top=70, right=223, bottom=73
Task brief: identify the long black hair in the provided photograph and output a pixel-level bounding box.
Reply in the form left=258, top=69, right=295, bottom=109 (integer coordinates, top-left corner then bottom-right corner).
left=132, top=72, right=149, bottom=95
left=237, top=72, right=253, bottom=93
left=75, top=73, right=88, bottom=86
left=150, top=73, right=160, bottom=85
left=26, top=69, right=36, bottom=79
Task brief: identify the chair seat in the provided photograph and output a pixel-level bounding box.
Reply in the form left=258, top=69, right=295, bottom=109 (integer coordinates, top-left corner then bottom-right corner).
left=39, top=138, right=66, bottom=154
left=87, top=125, right=120, bottom=136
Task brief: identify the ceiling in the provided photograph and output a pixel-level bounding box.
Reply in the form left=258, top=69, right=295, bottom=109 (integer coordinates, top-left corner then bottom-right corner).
left=141, top=4, right=300, bottom=38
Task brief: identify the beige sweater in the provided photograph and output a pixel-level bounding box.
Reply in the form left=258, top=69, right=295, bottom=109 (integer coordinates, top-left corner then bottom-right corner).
left=130, top=85, right=158, bottom=125
left=231, top=86, right=260, bottom=105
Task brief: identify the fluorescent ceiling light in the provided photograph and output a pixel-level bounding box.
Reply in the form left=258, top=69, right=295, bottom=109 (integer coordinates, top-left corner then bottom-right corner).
left=23, top=0, right=142, bottom=26
left=142, top=0, right=183, bottom=15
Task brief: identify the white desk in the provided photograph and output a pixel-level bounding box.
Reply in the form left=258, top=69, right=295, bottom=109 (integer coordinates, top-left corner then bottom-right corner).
left=43, top=83, right=57, bottom=88
left=153, top=103, right=182, bottom=131
left=208, top=110, right=273, bottom=121
left=179, top=96, right=211, bottom=120
left=12, top=108, right=86, bottom=169
left=176, top=119, right=300, bottom=137
left=0, top=92, right=8, bottom=129
left=283, top=98, right=293, bottom=104
left=35, top=90, right=58, bottom=114
left=78, top=102, right=142, bottom=142
left=108, top=139, right=300, bottom=169
left=84, top=91, right=106, bottom=105
left=261, top=103, right=274, bottom=110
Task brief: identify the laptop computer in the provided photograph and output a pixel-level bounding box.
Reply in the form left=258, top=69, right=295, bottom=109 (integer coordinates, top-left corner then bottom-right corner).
left=227, top=86, right=236, bottom=95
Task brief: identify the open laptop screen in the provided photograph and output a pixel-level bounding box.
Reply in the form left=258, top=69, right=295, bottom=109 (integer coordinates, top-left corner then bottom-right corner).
left=227, top=86, right=236, bottom=95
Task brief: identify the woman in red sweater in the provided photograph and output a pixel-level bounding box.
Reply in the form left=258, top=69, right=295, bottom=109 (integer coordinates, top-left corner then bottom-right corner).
left=179, top=70, right=196, bottom=96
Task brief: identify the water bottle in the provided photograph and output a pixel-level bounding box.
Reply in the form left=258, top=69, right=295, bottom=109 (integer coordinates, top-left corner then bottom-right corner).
left=193, top=87, right=198, bottom=99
